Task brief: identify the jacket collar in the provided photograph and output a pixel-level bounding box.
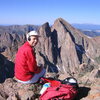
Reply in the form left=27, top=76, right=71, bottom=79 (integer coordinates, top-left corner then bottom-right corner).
left=25, top=41, right=32, bottom=47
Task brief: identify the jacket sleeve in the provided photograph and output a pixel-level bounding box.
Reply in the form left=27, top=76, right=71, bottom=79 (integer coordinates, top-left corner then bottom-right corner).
left=26, top=49, right=41, bottom=74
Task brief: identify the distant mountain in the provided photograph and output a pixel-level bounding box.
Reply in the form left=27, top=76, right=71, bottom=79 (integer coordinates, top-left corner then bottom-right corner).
left=72, top=24, right=100, bottom=30
left=0, top=25, right=39, bottom=35
left=0, top=24, right=100, bottom=37
left=81, top=30, right=100, bottom=37
left=72, top=24, right=100, bottom=37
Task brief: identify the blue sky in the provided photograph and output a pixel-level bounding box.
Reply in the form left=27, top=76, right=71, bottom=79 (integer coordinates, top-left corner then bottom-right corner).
left=0, top=0, right=100, bottom=25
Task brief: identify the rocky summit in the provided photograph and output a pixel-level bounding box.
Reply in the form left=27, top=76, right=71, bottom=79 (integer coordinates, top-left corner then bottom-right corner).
left=0, top=18, right=100, bottom=100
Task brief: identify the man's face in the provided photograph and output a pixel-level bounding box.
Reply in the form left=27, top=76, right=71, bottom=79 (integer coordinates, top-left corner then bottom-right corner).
left=28, top=35, right=39, bottom=47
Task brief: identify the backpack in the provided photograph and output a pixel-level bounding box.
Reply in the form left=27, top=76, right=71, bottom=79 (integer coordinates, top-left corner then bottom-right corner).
left=39, top=77, right=78, bottom=100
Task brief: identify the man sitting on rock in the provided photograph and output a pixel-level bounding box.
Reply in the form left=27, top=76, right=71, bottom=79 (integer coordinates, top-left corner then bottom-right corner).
left=14, top=30, right=45, bottom=84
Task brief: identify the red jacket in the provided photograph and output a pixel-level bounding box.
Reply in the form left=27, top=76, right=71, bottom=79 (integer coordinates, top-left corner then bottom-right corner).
left=15, top=42, right=41, bottom=81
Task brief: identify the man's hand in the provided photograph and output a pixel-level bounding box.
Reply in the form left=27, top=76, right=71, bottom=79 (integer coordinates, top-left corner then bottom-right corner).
left=35, top=64, right=43, bottom=73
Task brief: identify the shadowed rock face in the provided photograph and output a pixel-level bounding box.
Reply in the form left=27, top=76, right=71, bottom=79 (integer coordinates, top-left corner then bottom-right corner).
left=0, top=54, right=14, bottom=83
left=35, top=22, right=58, bottom=72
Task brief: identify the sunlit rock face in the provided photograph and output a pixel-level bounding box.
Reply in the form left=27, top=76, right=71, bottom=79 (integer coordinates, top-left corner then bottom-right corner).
left=35, top=18, right=100, bottom=76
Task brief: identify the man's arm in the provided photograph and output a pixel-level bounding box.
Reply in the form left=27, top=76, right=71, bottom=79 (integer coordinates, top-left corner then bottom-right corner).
left=26, top=49, right=41, bottom=73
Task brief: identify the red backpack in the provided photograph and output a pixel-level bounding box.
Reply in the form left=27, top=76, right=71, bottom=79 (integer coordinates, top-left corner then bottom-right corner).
left=39, top=77, right=78, bottom=100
